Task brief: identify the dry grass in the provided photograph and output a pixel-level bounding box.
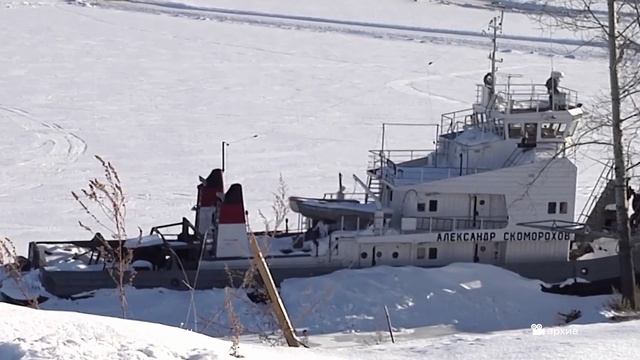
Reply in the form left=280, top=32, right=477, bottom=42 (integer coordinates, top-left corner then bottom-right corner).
left=225, top=286, right=245, bottom=358
left=72, top=155, right=133, bottom=318
left=0, top=237, right=39, bottom=309
left=606, top=286, right=640, bottom=316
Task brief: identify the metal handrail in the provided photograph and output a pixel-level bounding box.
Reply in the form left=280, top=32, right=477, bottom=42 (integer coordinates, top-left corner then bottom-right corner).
left=485, top=83, right=579, bottom=113
left=368, top=149, right=433, bottom=166
left=440, top=108, right=474, bottom=134
left=578, top=160, right=614, bottom=223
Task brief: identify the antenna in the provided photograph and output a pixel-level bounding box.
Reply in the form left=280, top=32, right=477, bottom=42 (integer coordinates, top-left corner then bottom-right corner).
left=485, top=10, right=504, bottom=90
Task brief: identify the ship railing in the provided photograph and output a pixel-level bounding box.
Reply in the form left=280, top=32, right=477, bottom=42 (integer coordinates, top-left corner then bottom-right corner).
left=440, top=108, right=505, bottom=139
left=391, top=166, right=491, bottom=184
left=149, top=217, right=200, bottom=244
left=368, top=149, right=434, bottom=169
left=322, top=191, right=369, bottom=202
left=411, top=216, right=509, bottom=233
left=578, top=160, right=614, bottom=224
left=440, top=108, right=474, bottom=135
left=479, top=84, right=579, bottom=113
left=368, top=162, right=492, bottom=184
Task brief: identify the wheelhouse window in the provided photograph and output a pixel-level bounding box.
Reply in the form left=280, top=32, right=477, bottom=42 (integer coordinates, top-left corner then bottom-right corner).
left=548, top=202, right=557, bottom=214
left=428, top=247, right=438, bottom=259
left=508, top=123, right=523, bottom=138
left=541, top=123, right=567, bottom=139
left=417, top=203, right=426, bottom=212
left=417, top=247, right=426, bottom=260
left=429, top=200, right=438, bottom=212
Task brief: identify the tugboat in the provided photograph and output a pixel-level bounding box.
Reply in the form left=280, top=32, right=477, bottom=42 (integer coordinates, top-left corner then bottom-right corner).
left=7, top=14, right=639, bottom=300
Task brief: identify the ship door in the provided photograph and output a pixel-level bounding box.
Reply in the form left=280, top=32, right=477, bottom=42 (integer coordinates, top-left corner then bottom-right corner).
left=471, top=195, right=492, bottom=228
left=474, top=242, right=502, bottom=264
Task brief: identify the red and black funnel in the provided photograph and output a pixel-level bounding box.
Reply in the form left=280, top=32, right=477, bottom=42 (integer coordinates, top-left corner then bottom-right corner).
left=219, top=184, right=246, bottom=224
left=198, top=169, right=224, bottom=207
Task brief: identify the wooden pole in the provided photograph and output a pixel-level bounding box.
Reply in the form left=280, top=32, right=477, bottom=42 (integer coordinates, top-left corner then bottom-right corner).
left=249, top=235, right=300, bottom=347
left=384, top=305, right=395, bottom=344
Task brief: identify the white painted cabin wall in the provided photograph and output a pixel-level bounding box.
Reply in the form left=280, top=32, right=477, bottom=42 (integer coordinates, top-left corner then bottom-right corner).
left=504, top=240, right=570, bottom=263
left=456, top=140, right=516, bottom=170
left=398, top=158, right=576, bottom=225
left=393, top=158, right=576, bottom=263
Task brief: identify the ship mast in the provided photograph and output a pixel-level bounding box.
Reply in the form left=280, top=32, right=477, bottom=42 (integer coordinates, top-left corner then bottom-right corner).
left=487, top=11, right=504, bottom=90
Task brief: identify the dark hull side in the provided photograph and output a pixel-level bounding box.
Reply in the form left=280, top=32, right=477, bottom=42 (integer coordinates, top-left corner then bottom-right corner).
left=37, top=266, right=347, bottom=298
left=31, top=252, right=640, bottom=299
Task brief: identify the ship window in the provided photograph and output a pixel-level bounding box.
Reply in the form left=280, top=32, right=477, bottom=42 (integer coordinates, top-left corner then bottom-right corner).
left=417, top=247, right=426, bottom=259
left=559, top=202, right=568, bottom=214
left=392, top=251, right=399, bottom=259
left=388, top=190, right=393, bottom=202
left=429, top=200, right=438, bottom=212
left=548, top=202, right=557, bottom=214
left=376, top=251, right=382, bottom=258
left=541, top=123, right=566, bottom=139
left=558, top=123, right=567, bottom=135
left=417, top=203, right=426, bottom=212
left=428, top=247, right=438, bottom=259
left=508, top=123, right=523, bottom=138
left=360, top=252, right=368, bottom=259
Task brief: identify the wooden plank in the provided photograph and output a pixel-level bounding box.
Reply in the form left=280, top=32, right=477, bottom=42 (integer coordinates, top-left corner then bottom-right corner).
left=249, top=235, right=300, bottom=347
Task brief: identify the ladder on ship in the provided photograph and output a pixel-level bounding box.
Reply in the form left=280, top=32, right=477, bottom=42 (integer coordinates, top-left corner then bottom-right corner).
left=578, top=160, right=614, bottom=225
left=365, top=175, right=382, bottom=204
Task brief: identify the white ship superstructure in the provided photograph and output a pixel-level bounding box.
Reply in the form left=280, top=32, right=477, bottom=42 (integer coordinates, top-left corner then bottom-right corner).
left=287, top=71, right=584, bottom=270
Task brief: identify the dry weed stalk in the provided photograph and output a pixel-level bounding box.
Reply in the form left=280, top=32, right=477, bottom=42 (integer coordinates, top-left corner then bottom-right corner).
left=224, top=286, right=244, bottom=358
left=607, top=286, right=640, bottom=316
left=258, top=174, right=289, bottom=246
left=71, top=155, right=133, bottom=318
left=0, top=237, right=39, bottom=309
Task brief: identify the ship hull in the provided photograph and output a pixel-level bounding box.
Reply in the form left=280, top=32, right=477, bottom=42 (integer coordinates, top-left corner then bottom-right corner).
left=31, top=252, right=640, bottom=299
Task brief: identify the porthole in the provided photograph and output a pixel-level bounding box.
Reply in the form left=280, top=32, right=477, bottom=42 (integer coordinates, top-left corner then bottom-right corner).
left=392, top=251, right=399, bottom=259
left=479, top=200, right=486, bottom=205
left=360, top=252, right=368, bottom=259
left=580, top=267, right=588, bottom=275
left=376, top=251, right=382, bottom=258
left=480, top=246, right=486, bottom=252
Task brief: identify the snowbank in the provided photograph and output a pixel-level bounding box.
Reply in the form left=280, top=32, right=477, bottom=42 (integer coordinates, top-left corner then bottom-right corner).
left=30, top=264, right=610, bottom=337
left=2, top=297, right=640, bottom=360
left=0, top=303, right=332, bottom=360
left=280, top=263, right=609, bottom=333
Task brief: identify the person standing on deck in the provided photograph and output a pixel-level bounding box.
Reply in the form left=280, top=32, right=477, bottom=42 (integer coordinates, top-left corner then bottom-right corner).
left=545, top=71, right=563, bottom=110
